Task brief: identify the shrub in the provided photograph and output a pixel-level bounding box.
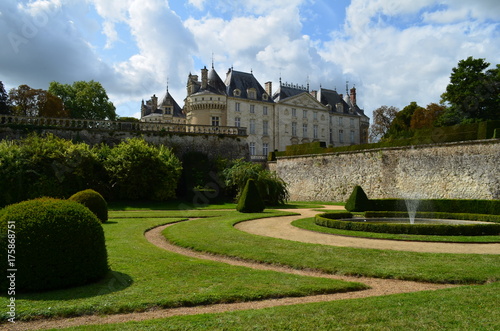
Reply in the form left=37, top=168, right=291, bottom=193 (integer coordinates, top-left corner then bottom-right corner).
left=104, top=138, right=182, bottom=200
left=236, top=179, right=265, bottom=213
left=0, top=198, right=109, bottom=292
left=69, top=189, right=108, bottom=222
left=345, top=185, right=371, bottom=212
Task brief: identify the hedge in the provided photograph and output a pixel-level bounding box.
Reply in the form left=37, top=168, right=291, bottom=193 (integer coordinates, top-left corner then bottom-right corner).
left=367, top=199, right=500, bottom=215
left=364, top=211, right=500, bottom=223
left=314, top=212, right=500, bottom=236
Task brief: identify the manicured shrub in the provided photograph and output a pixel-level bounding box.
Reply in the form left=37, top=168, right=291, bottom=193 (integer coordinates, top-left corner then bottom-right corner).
left=104, top=138, right=182, bottom=200
left=236, top=179, right=265, bottom=213
left=69, top=189, right=108, bottom=222
left=345, top=185, right=371, bottom=212
left=0, top=198, right=109, bottom=292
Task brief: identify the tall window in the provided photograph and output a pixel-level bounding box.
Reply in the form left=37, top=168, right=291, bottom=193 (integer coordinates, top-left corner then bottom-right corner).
left=350, top=118, right=355, bottom=127
left=292, top=108, right=297, bottom=117
left=350, top=130, right=355, bottom=144
left=263, top=143, right=269, bottom=156
left=338, top=117, right=343, bottom=126
left=263, top=106, right=268, bottom=115
left=263, top=120, right=269, bottom=135
left=339, top=130, right=344, bottom=143
left=249, top=119, right=256, bottom=134
left=211, top=116, right=220, bottom=126
left=235, top=102, right=240, bottom=111
left=313, top=125, right=318, bottom=139
left=313, top=112, right=318, bottom=120
left=303, top=110, right=308, bottom=118
left=250, top=104, right=255, bottom=113
left=235, top=117, right=241, bottom=127
left=303, top=123, right=308, bottom=137
left=249, top=142, right=256, bottom=155
left=292, top=122, right=297, bottom=136
left=329, top=128, right=333, bottom=144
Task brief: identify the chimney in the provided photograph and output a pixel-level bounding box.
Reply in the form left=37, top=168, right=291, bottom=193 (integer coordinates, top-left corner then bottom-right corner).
left=310, top=90, right=317, bottom=100
left=265, top=81, right=272, bottom=96
left=201, top=66, right=208, bottom=89
left=350, top=87, right=356, bottom=106
left=151, top=95, right=158, bottom=111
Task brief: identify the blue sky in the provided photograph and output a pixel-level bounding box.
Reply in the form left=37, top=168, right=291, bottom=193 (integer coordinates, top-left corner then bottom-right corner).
left=1, top=0, right=499, bottom=120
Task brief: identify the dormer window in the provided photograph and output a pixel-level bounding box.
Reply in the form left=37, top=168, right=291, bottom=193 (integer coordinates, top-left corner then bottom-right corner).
left=262, top=93, right=268, bottom=101
left=234, top=89, right=241, bottom=97
left=247, top=88, right=257, bottom=99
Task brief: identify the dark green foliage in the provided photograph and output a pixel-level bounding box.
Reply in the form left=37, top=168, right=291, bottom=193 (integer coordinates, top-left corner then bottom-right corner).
left=0, top=198, right=109, bottom=292
left=0, top=81, right=11, bottom=115
left=103, top=138, right=182, bottom=201
left=236, top=179, right=265, bottom=213
left=0, top=133, right=108, bottom=207
left=315, top=213, right=500, bottom=236
left=69, top=189, right=108, bottom=222
left=222, top=159, right=288, bottom=205
left=345, top=186, right=371, bottom=212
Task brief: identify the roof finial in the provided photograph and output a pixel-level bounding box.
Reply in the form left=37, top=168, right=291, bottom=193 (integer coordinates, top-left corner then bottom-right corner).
left=346, top=81, right=349, bottom=95
left=306, top=75, right=310, bottom=92
left=166, top=77, right=169, bottom=94
left=211, top=52, right=214, bottom=69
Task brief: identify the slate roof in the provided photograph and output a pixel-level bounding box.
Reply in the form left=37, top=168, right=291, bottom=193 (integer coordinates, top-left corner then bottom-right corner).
left=224, top=69, right=273, bottom=103
left=272, top=84, right=309, bottom=102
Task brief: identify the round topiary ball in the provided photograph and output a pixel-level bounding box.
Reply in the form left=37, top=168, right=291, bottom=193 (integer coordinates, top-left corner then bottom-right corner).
left=0, top=198, right=109, bottom=292
left=68, top=189, right=108, bottom=223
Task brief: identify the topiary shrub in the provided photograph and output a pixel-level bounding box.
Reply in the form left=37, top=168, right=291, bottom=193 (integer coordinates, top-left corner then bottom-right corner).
left=0, top=198, right=109, bottom=292
left=236, top=179, right=265, bottom=213
left=345, top=185, right=371, bottom=212
left=69, top=189, right=108, bottom=222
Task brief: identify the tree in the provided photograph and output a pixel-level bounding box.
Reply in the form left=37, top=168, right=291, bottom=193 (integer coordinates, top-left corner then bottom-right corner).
left=439, top=57, right=500, bottom=125
left=410, top=103, right=446, bottom=129
left=49, top=80, right=117, bottom=120
left=384, top=102, right=423, bottom=140
left=0, top=81, right=11, bottom=115
left=8, top=85, right=67, bottom=117
left=369, top=105, right=399, bottom=142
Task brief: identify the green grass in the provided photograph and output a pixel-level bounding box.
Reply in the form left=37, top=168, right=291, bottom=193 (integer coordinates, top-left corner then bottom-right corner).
left=293, top=217, right=500, bottom=243
left=0, top=211, right=365, bottom=322
left=61, top=282, right=500, bottom=330
left=164, top=212, right=500, bottom=284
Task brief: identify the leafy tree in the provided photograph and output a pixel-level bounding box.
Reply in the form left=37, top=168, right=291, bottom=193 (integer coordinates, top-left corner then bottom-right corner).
left=369, top=105, right=399, bottom=142
left=49, top=80, right=117, bottom=120
left=8, top=85, right=67, bottom=117
left=439, top=57, right=500, bottom=125
left=384, top=102, right=423, bottom=140
left=0, top=81, right=11, bottom=115
left=410, top=103, right=446, bottom=130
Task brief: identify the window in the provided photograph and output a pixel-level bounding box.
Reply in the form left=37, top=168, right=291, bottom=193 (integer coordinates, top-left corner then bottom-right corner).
left=211, top=116, right=220, bottom=127
left=292, top=108, right=297, bottom=117
left=338, top=117, right=343, bottom=126
left=329, top=128, right=333, bottom=144
left=235, top=117, right=241, bottom=127
left=249, top=142, right=256, bottom=155
left=235, top=102, right=240, bottom=111
left=350, top=130, right=355, bottom=144
left=234, top=89, right=241, bottom=97
left=263, top=143, right=269, bottom=156
left=292, top=122, right=297, bottom=136
left=249, top=119, right=256, bottom=134
left=262, top=94, right=268, bottom=101
left=339, top=130, right=344, bottom=143
left=313, top=112, right=318, bottom=120
left=350, top=118, right=355, bottom=127
left=263, top=120, right=269, bottom=135
left=303, top=110, right=307, bottom=118
left=303, top=123, right=308, bottom=137
left=248, top=89, right=256, bottom=99
left=313, top=125, right=318, bottom=139
left=263, top=106, right=268, bottom=115
left=250, top=104, right=255, bottom=113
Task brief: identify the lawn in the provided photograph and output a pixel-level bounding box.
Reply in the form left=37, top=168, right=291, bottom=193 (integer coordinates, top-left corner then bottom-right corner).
left=0, top=209, right=364, bottom=322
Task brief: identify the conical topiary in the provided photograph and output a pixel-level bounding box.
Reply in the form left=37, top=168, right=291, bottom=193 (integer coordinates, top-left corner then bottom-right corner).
left=236, top=179, right=265, bottom=213
left=345, top=185, right=371, bottom=212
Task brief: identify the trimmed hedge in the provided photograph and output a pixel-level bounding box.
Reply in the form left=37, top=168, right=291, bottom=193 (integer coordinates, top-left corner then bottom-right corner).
left=68, top=189, right=108, bottom=222
left=364, top=211, right=500, bottom=223
left=315, top=212, right=500, bottom=236
left=368, top=199, right=500, bottom=215
left=236, top=179, right=265, bottom=213
left=345, top=186, right=371, bottom=212
left=0, top=198, right=109, bottom=292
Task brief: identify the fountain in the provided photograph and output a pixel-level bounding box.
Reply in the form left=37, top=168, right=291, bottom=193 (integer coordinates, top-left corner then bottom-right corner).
left=404, top=198, right=420, bottom=224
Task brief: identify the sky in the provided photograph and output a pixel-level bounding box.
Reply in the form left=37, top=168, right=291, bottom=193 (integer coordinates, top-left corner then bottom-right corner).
left=1, top=0, right=499, bottom=120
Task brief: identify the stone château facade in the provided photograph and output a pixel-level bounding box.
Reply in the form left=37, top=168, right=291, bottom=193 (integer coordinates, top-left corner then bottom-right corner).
left=141, top=65, right=369, bottom=158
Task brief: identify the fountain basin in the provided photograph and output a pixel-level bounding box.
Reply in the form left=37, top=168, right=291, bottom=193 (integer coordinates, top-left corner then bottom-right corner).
left=350, top=218, right=492, bottom=225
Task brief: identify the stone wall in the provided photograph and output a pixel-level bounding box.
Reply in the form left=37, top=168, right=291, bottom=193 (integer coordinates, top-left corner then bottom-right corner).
left=0, top=127, right=249, bottom=161
left=269, top=140, right=500, bottom=201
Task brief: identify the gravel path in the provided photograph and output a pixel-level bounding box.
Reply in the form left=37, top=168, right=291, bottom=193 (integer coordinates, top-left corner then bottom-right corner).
left=10, top=208, right=470, bottom=330
left=235, top=206, right=500, bottom=254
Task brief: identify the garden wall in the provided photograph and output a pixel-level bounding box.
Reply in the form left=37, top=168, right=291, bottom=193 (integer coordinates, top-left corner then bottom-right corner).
left=0, top=127, right=248, bottom=160
left=269, top=139, right=500, bottom=201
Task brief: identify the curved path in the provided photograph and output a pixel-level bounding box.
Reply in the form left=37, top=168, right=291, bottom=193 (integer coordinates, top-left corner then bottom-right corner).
left=15, top=206, right=490, bottom=331
left=235, top=206, right=500, bottom=255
